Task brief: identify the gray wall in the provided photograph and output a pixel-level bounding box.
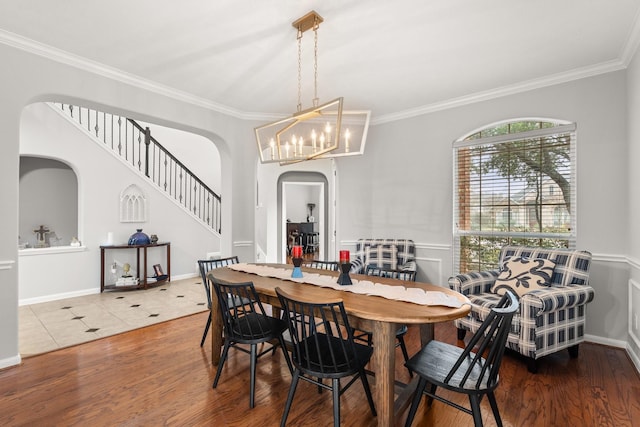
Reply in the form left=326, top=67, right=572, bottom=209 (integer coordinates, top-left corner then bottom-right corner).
left=336, top=71, right=630, bottom=347
left=19, top=157, right=78, bottom=247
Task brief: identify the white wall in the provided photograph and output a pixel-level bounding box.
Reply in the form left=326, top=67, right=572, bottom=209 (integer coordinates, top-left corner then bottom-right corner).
left=136, top=120, right=221, bottom=195
left=17, top=103, right=221, bottom=302
left=19, top=157, right=78, bottom=247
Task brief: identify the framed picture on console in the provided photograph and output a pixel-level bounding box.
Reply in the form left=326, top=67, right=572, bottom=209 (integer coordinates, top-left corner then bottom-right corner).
left=153, top=264, right=164, bottom=276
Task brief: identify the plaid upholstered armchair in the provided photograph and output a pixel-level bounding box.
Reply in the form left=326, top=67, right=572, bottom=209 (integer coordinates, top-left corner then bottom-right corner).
left=448, top=245, right=594, bottom=373
left=350, top=239, right=416, bottom=274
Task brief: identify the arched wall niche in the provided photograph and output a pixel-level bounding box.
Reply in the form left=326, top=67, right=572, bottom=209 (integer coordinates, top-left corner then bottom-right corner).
left=19, top=155, right=78, bottom=248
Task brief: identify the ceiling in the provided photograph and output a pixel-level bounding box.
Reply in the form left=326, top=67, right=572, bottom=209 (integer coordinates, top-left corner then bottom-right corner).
left=1, top=0, right=639, bottom=123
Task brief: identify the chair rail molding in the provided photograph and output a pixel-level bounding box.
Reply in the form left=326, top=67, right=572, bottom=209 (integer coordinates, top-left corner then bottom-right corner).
left=0, top=259, right=16, bottom=270
left=233, top=241, right=253, bottom=247
left=626, top=255, right=640, bottom=271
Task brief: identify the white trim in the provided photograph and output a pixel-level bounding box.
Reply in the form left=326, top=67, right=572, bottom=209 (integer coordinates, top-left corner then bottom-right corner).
left=0, top=28, right=631, bottom=127
left=629, top=280, right=640, bottom=350
left=18, top=246, right=87, bottom=256
left=0, top=355, right=21, bottom=370
left=454, top=123, right=576, bottom=149
left=19, top=287, right=99, bottom=306
left=0, top=29, right=253, bottom=119
left=627, top=342, right=640, bottom=376
left=372, top=60, right=626, bottom=125
left=620, top=6, right=640, bottom=66
left=18, top=272, right=199, bottom=306
left=0, top=259, right=16, bottom=270
left=590, top=253, right=627, bottom=264
left=415, top=242, right=451, bottom=251
left=171, top=273, right=198, bottom=281
left=233, top=241, right=253, bottom=247
left=627, top=255, right=640, bottom=271
left=584, top=334, right=627, bottom=349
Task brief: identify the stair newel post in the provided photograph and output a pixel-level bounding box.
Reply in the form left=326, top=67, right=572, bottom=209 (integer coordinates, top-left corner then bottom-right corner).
left=144, top=127, right=151, bottom=178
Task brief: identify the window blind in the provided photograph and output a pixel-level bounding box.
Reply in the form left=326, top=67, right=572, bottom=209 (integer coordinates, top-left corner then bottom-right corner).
left=453, top=121, right=577, bottom=273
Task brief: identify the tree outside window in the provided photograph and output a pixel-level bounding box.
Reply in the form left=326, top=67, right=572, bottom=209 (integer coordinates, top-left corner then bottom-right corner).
left=453, top=120, right=576, bottom=273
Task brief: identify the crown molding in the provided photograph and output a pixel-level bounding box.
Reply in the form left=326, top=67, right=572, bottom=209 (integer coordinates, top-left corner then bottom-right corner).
left=0, top=27, right=635, bottom=126
left=621, top=6, right=640, bottom=66
left=371, top=59, right=627, bottom=125
left=0, top=29, right=258, bottom=119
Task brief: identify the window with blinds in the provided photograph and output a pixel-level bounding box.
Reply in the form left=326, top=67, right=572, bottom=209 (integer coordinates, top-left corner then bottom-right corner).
left=453, top=120, right=577, bottom=273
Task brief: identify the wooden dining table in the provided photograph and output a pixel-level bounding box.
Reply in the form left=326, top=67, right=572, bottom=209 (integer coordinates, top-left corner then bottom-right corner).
left=207, top=264, right=470, bottom=426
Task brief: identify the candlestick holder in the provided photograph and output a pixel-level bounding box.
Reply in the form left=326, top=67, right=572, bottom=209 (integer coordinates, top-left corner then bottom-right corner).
left=291, top=257, right=304, bottom=278
left=337, top=262, right=352, bottom=285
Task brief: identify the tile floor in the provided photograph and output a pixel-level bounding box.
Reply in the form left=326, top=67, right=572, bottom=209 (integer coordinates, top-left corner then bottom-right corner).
left=19, top=276, right=208, bottom=357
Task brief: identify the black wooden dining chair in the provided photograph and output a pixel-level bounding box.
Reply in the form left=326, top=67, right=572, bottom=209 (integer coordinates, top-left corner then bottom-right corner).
left=352, top=265, right=417, bottom=375
left=210, top=277, right=293, bottom=408
left=275, top=287, right=377, bottom=427
left=302, top=260, right=339, bottom=271
left=197, top=256, right=240, bottom=347
left=404, top=291, right=519, bottom=427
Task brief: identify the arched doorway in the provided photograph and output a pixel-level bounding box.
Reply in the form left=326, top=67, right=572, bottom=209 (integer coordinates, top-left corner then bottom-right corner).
left=277, top=171, right=330, bottom=262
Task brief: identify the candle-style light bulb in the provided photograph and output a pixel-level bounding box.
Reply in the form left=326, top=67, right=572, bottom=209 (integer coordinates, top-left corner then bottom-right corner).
left=299, top=136, right=304, bottom=156
left=292, top=135, right=297, bottom=157
left=345, top=129, right=351, bottom=153
left=325, top=122, right=332, bottom=143
left=269, top=138, right=275, bottom=159
left=285, top=142, right=290, bottom=158
left=311, top=129, right=317, bottom=152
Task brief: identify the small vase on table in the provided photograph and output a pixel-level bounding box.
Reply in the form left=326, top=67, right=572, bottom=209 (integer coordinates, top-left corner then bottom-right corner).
left=291, top=245, right=304, bottom=278
left=337, top=250, right=352, bottom=285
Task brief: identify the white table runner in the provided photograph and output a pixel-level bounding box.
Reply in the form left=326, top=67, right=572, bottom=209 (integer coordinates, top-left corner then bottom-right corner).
left=228, top=263, right=469, bottom=308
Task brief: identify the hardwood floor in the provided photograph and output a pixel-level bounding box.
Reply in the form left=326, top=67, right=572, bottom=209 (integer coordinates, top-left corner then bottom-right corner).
left=1, top=310, right=638, bottom=426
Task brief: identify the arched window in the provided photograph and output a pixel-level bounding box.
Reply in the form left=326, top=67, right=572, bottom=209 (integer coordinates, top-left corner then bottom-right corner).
left=453, top=119, right=576, bottom=273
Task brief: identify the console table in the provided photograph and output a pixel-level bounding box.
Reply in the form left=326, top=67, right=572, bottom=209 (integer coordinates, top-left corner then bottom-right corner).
left=100, top=242, right=171, bottom=292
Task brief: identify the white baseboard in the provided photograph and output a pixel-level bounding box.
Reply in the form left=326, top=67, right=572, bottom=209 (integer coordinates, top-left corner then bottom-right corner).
left=171, top=273, right=199, bottom=281
left=0, top=354, right=21, bottom=370
left=18, top=273, right=199, bottom=306
left=584, top=334, right=627, bottom=348
left=19, top=288, right=99, bottom=306
left=627, top=343, right=640, bottom=375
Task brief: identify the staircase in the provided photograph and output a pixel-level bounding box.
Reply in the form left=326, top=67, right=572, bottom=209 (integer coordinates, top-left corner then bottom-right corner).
left=50, top=103, right=221, bottom=234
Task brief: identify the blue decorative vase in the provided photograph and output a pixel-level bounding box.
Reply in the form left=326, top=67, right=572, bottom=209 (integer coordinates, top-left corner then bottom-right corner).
left=128, top=229, right=150, bottom=245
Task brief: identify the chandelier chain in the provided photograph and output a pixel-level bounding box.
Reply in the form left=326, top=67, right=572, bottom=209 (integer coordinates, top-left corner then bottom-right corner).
left=313, top=19, right=319, bottom=107
left=297, top=28, right=302, bottom=112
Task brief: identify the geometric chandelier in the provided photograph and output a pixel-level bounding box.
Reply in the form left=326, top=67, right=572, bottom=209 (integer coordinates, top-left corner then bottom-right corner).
left=255, top=10, right=370, bottom=165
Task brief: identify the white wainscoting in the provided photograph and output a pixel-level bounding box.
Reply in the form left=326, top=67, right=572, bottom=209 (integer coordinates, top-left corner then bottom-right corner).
left=629, top=278, right=640, bottom=374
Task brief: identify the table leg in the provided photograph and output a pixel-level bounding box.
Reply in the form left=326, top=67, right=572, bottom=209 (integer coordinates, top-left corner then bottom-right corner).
left=394, top=323, right=436, bottom=418
left=371, top=320, right=396, bottom=427
left=419, top=323, right=434, bottom=346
